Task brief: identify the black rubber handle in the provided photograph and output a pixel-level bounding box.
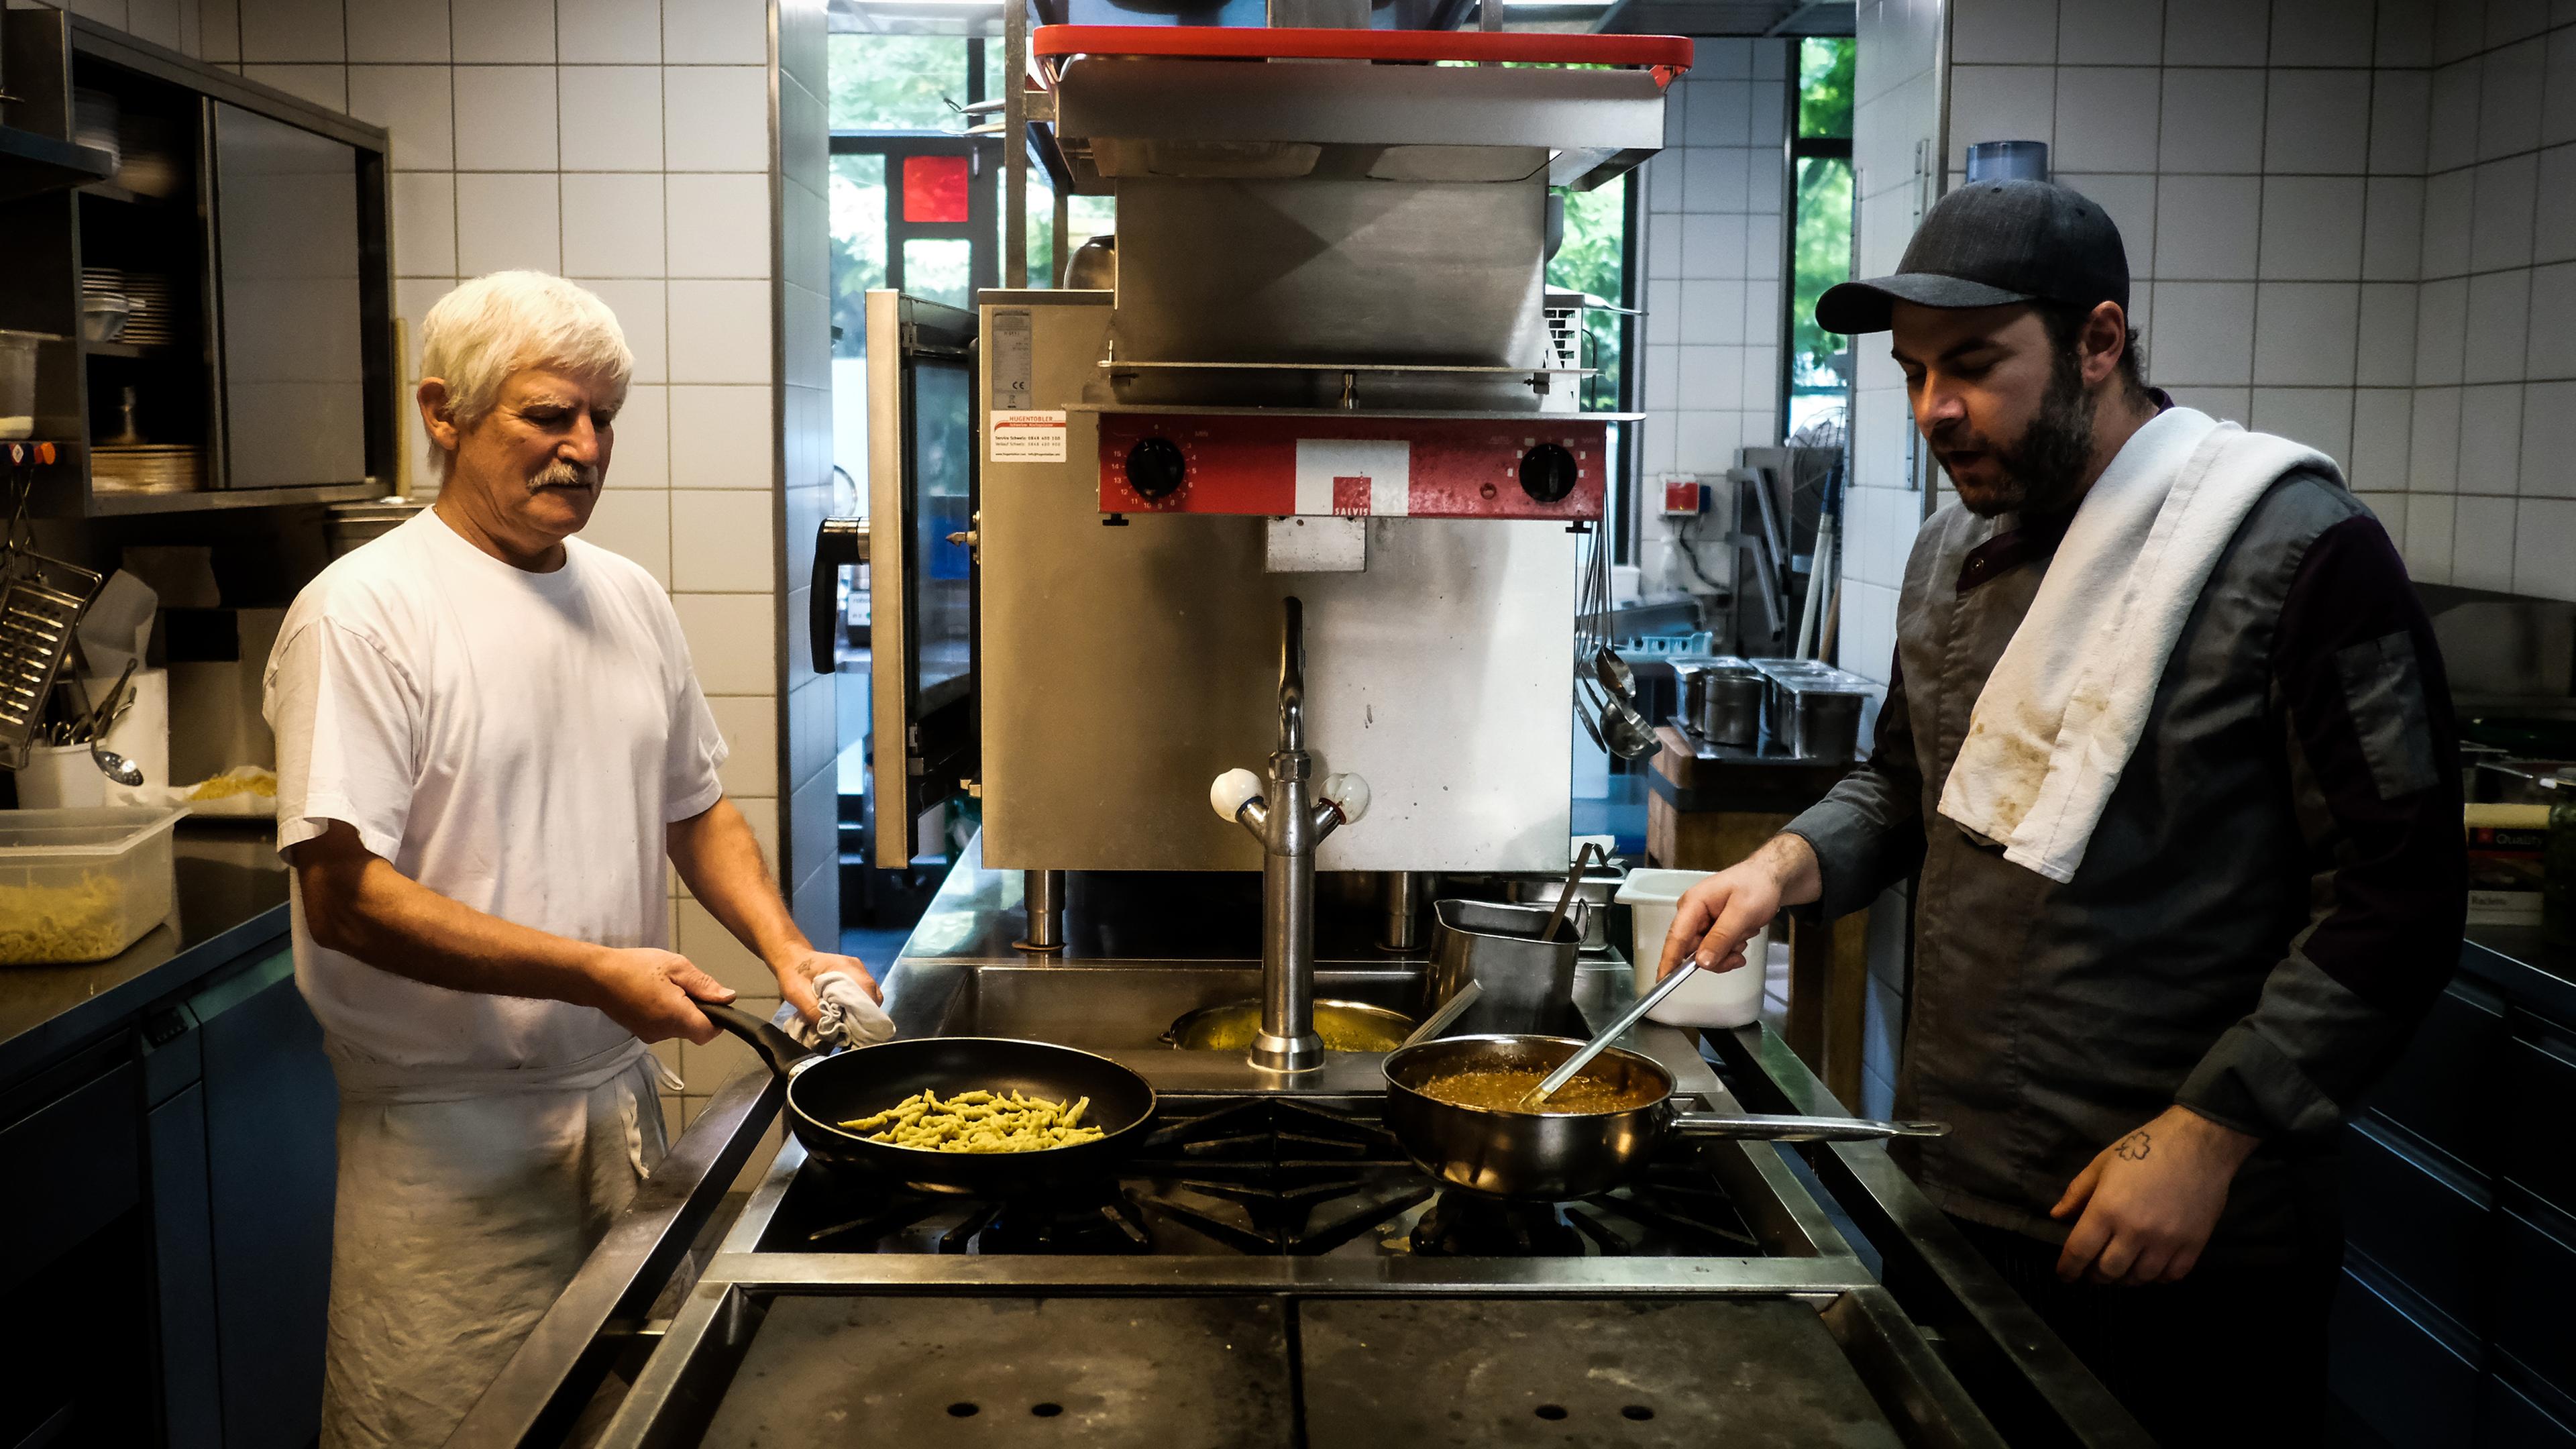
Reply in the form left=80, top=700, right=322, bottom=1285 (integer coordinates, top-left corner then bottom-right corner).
left=810, top=517, right=867, bottom=676
left=701, top=1002, right=819, bottom=1078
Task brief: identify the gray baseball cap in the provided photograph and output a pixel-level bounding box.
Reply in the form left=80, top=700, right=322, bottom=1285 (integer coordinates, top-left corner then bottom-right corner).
left=1815, top=178, right=2129, bottom=335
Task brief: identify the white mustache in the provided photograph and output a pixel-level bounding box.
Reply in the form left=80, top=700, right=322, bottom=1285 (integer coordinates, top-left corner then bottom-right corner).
left=527, top=459, right=600, bottom=493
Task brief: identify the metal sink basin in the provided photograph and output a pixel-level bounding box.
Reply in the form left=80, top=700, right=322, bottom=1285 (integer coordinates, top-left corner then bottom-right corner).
left=928, top=963, right=1432, bottom=1049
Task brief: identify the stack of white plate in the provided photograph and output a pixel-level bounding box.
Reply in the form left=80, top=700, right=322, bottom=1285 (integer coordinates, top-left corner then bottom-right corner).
left=92, top=444, right=202, bottom=494
left=112, top=113, right=182, bottom=198
left=81, top=270, right=180, bottom=347
left=72, top=89, right=121, bottom=170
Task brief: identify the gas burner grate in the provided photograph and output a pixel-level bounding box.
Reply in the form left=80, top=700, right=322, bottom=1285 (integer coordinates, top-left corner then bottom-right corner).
left=763, top=1094, right=1765, bottom=1260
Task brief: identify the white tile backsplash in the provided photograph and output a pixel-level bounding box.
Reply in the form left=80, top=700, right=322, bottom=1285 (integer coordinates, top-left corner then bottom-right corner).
left=2536, top=143, right=2576, bottom=262
left=665, top=173, right=769, bottom=278
left=2259, top=176, right=2365, bottom=280
left=453, top=64, right=557, bottom=170
left=2053, top=67, right=2161, bottom=172
left=2363, top=176, right=2427, bottom=279
left=2477, top=35, right=2546, bottom=159
left=2528, top=261, right=2576, bottom=376
left=2546, top=25, right=2576, bottom=143
left=1679, top=279, right=1748, bottom=345
left=674, top=592, right=777, bottom=695
left=2524, top=379, right=2576, bottom=494
left=664, top=0, right=766, bottom=66
left=581, top=484, right=670, bottom=586
left=2453, top=492, right=2518, bottom=586
left=2459, top=382, right=2526, bottom=489
left=2379, top=0, right=2436, bottom=67
left=2463, top=268, right=2534, bottom=382
left=2058, top=0, right=2161, bottom=64
left=2153, top=174, right=2261, bottom=278
left=2253, top=282, right=2361, bottom=386
left=669, top=385, right=775, bottom=488
left=347, top=64, right=454, bottom=170
left=239, top=0, right=338, bottom=62
left=561, top=172, right=665, bottom=276
left=2272, top=0, right=2378, bottom=65
left=2352, top=388, right=2416, bottom=488
left=454, top=171, right=561, bottom=274
left=608, top=382, right=668, bottom=489
left=2514, top=498, right=2576, bottom=597
left=2410, top=384, right=2463, bottom=489
left=2160, top=69, right=2269, bottom=172
left=2251, top=386, right=2356, bottom=464
left=2468, top=153, right=2538, bottom=270
left=241, top=63, right=346, bottom=110
left=390, top=171, right=456, bottom=276
left=449, top=0, right=554, bottom=64
left=2358, top=282, right=2422, bottom=384
left=2371, top=69, right=2434, bottom=174
left=1684, top=147, right=1752, bottom=215
left=1685, top=78, right=1755, bottom=148
left=578, top=276, right=667, bottom=383
left=2166, top=0, right=2274, bottom=63
left=2416, top=276, right=2470, bottom=384
left=2406, top=493, right=2457, bottom=580
left=2419, top=166, right=2475, bottom=277
left=347, top=0, right=443, bottom=62
left=671, top=490, right=775, bottom=593
left=2265, top=70, right=2373, bottom=174
left=668, top=280, right=771, bottom=383
left=663, top=66, right=769, bottom=172
left=1949, top=64, right=2056, bottom=167
left=559, top=66, right=665, bottom=170
left=555, top=0, right=657, bottom=63
left=2428, top=59, right=2481, bottom=172
left=2152, top=282, right=2259, bottom=383
left=1680, top=212, right=1750, bottom=280
left=1953, top=0, right=2059, bottom=64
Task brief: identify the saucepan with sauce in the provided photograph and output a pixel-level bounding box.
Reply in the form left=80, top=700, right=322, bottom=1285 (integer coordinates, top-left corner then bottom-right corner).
left=1381, top=1034, right=1947, bottom=1199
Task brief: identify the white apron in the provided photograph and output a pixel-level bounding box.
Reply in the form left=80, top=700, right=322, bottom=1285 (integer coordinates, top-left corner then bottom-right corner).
left=318, top=1039, right=677, bottom=1449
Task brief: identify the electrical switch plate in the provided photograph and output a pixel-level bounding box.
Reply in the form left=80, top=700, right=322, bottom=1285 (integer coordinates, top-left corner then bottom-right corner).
left=1661, top=474, right=1705, bottom=516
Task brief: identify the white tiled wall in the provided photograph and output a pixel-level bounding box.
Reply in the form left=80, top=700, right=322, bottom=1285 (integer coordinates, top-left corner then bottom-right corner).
left=1849, top=0, right=2576, bottom=622
left=1637, top=38, right=1791, bottom=594
left=37, top=0, right=812, bottom=1140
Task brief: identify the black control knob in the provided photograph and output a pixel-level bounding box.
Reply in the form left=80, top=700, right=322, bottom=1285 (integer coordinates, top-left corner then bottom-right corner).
left=1124, top=436, right=1188, bottom=500
left=1518, top=443, right=1577, bottom=503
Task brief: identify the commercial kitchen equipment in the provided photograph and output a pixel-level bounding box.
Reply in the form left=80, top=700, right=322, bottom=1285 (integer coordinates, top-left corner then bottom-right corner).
left=472, top=17, right=2164, bottom=1446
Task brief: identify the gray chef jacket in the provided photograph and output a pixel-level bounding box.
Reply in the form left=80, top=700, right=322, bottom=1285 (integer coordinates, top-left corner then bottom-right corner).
left=1785, top=464, right=2465, bottom=1265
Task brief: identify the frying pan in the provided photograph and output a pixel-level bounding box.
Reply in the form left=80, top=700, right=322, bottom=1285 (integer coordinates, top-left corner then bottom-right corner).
left=1383, top=1034, right=1945, bottom=1200
left=704, top=1005, right=1159, bottom=1195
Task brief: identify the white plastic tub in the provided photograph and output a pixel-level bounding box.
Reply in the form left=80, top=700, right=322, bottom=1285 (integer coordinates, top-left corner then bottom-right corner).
left=0, top=806, right=184, bottom=964
left=1616, top=867, right=1769, bottom=1028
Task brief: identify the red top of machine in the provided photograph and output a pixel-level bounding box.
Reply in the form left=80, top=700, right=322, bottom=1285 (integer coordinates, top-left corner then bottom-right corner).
left=1030, top=25, right=1693, bottom=85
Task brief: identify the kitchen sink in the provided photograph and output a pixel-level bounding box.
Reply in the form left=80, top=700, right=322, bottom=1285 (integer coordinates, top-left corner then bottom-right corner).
left=928, top=963, right=1433, bottom=1049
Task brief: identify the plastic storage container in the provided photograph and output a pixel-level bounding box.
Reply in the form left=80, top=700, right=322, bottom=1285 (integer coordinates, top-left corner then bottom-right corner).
left=0, top=806, right=185, bottom=964
left=0, top=330, right=40, bottom=440
left=1616, top=867, right=1768, bottom=1028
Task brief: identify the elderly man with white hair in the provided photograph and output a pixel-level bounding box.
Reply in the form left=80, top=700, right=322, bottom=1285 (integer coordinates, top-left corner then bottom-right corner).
left=262, top=271, right=877, bottom=1449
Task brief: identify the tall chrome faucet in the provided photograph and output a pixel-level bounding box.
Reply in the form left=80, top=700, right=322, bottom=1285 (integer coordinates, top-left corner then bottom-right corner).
left=1210, top=598, right=1368, bottom=1073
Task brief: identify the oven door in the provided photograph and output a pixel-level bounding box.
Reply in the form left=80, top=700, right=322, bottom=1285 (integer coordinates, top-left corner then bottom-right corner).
left=809, top=291, right=978, bottom=869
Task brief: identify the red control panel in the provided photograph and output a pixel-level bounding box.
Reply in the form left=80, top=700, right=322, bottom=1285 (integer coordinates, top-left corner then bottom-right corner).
left=1095, top=415, right=1610, bottom=521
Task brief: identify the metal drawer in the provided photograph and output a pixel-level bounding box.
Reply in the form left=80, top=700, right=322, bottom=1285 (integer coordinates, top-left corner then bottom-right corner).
left=2331, top=1260, right=2481, bottom=1449
left=2344, top=1118, right=2493, bottom=1334
left=2506, top=1036, right=2576, bottom=1218
left=2485, top=1375, right=2576, bottom=1449
left=2496, top=1207, right=2576, bottom=1402
left=0, top=1059, right=140, bottom=1299
left=2361, top=981, right=2506, bottom=1177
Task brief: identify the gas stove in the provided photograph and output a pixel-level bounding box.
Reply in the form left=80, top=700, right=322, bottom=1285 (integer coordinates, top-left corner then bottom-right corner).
left=757, top=1094, right=1762, bottom=1261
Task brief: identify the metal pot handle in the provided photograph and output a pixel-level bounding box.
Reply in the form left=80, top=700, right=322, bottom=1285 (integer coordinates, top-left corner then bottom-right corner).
left=1670, top=1112, right=1949, bottom=1142
left=701, top=1002, right=824, bottom=1078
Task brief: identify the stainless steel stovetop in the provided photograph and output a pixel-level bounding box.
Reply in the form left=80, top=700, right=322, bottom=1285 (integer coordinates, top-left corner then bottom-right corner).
left=444, top=861, right=2153, bottom=1449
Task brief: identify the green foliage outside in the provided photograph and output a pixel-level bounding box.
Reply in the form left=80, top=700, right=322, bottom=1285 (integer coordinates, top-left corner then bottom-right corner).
left=1548, top=176, right=1627, bottom=411
left=830, top=154, right=887, bottom=358
left=828, top=34, right=978, bottom=129
left=1790, top=38, right=1855, bottom=393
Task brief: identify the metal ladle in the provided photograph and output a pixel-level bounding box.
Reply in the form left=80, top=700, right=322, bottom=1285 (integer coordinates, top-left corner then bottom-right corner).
left=70, top=662, right=144, bottom=786
left=1518, top=959, right=1703, bottom=1111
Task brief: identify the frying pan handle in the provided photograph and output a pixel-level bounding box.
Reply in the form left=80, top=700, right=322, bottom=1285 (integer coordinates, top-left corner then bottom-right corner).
left=1670, top=1112, right=1949, bottom=1142
left=701, top=1002, right=822, bottom=1077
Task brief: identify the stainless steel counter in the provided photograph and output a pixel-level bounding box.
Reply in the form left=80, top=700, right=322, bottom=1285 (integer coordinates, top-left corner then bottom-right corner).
left=0, top=822, right=290, bottom=1087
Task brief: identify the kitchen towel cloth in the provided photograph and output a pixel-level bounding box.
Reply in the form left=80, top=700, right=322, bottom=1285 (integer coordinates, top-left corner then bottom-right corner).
left=788, top=969, right=898, bottom=1051
left=1935, top=406, right=2343, bottom=883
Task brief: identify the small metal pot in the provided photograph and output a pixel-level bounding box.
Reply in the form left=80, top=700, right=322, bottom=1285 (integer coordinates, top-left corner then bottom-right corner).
left=1426, top=898, right=1587, bottom=1035
left=1697, top=668, right=1765, bottom=747
left=1382, top=1034, right=1945, bottom=1200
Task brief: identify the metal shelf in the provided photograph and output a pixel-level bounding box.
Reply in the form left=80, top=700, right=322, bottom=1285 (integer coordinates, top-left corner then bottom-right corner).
left=0, top=123, right=116, bottom=203
left=82, top=339, right=189, bottom=360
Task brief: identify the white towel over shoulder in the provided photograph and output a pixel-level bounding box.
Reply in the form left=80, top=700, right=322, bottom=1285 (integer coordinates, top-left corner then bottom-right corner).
left=1935, top=407, right=2343, bottom=883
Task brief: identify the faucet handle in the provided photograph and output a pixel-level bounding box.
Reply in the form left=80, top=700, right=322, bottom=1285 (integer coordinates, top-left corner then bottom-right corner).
left=1320, top=771, right=1370, bottom=824
left=1210, top=767, right=1264, bottom=821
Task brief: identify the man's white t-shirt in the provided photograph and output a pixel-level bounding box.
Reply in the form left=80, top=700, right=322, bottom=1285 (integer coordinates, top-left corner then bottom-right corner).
left=264, top=507, right=729, bottom=1073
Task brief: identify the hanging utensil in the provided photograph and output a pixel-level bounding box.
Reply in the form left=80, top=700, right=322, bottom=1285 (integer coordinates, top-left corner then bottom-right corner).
left=1535, top=841, right=1605, bottom=949
left=74, top=657, right=142, bottom=784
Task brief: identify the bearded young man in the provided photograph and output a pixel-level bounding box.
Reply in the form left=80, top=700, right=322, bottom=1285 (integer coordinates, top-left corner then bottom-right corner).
left=1654, top=181, right=2465, bottom=1442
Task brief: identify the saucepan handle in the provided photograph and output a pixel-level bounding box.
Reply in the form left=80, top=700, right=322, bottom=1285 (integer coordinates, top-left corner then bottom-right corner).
left=1670, top=1112, right=1949, bottom=1142
left=700, top=1002, right=822, bottom=1078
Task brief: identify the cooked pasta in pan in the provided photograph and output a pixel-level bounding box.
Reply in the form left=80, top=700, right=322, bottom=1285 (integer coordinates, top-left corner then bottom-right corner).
left=838, top=1088, right=1107, bottom=1153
